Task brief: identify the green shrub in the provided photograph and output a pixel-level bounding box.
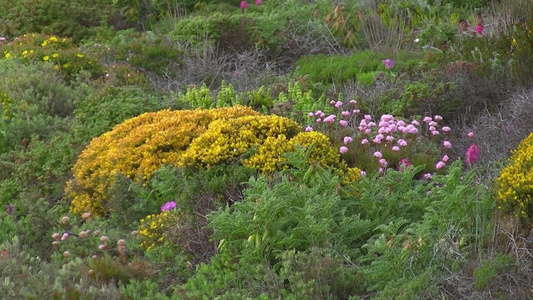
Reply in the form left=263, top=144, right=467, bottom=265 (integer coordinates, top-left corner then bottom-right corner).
left=0, top=0, right=122, bottom=42
left=473, top=254, right=517, bottom=289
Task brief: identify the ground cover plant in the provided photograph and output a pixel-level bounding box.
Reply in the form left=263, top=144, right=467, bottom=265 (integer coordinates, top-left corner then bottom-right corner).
left=1, top=0, right=533, bottom=298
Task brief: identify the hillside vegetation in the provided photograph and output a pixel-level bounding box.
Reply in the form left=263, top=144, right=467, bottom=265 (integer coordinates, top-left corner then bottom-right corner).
left=0, top=0, right=533, bottom=298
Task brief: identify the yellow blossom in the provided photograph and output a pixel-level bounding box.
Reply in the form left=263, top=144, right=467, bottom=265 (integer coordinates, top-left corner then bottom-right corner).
left=43, top=55, right=50, bottom=61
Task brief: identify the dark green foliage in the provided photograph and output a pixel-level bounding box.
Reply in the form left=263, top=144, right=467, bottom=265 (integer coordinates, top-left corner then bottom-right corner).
left=294, top=51, right=424, bottom=85
left=473, top=254, right=517, bottom=289
left=0, top=0, right=123, bottom=42
left=72, top=85, right=166, bottom=140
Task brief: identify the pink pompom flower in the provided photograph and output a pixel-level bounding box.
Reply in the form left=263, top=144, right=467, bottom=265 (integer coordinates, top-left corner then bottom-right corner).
left=339, top=146, right=349, bottom=154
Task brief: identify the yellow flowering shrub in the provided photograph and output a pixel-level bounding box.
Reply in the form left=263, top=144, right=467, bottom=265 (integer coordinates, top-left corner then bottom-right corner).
left=138, top=211, right=177, bottom=251
left=0, top=33, right=103, bottom=81
left=495, top=133, right=533, bottom=222
left=66, top=106, right=259, bottom=215
left=182, top=115, right=301, bottom=168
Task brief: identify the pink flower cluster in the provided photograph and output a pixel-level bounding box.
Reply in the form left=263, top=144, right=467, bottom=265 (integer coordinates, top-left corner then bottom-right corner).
left=306, top=103, right=454, bottom=175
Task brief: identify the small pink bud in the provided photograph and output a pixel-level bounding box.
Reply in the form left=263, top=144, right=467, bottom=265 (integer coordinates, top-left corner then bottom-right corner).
left=436, top=161, right=446, bottom=169
left=467, top=132, right=475, bottom=138
left=305, top=126, right=313, bottom=132
left=443, top=141, right=452, bottom=148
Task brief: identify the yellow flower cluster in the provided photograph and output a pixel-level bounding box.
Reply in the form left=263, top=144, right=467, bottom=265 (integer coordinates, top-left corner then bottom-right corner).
left=138, top=211, right=175, bottom=251
left=0, top=33, right=99, bottom=81
left=66, top=106, right=259, bottom=215
left=182, top=115, right=301, bottom=168
left=495, top=133, right=533, bottom=221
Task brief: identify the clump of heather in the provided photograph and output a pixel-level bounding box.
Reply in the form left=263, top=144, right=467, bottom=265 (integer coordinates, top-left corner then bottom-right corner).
left=305, top=99, right=454, bottom=176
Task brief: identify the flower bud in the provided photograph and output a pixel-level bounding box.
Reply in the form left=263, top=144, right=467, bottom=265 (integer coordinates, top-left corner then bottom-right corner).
left=82, top=212, right=91, bottom=220
left=52, top=232, right=60, bottom=240
left=93, top=229, right=101, bottom=237
left=78, top=231, right=88, bottom=239
left=61, top=216, right=70, bottom=224
left=131, top=230, right=139, bottom=236
left=52, top=241, right=59, bottom=247
left=63, top=251, right=70, bottom=258
left=100, top=236, right=109, bottom=243
left=117, top=239, right=126, bottom=246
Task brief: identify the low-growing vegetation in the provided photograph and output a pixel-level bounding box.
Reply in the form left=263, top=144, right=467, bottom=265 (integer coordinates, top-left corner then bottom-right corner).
left=0, top=0, right=532, bottom=298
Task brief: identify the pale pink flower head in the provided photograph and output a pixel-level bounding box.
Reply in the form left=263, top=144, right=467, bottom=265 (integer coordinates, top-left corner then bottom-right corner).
left=364, top=114, right=372, bottom=121
left=353, top=109, right=360, bottom=114
left=381, top=59, right=394, bottom=69
left=431, top=130, right=440, bottom=136
left=379, top=158, right=388, bottom=167
left=434, top=115, right=443, bottom=121
left=335, top=101, right=343, bottom=108
left=465, top=143, right=480, bottom=166
left=373, top=136, right=382, bottom=144
left=436, top=161, right=446, bottom=169
left=392, top=145, right=400, bottom=152
left=423, top=116, right=432, bottom=123
left=441, top=126, right=451, bottom=132
left=350, top=99, right=357, bottom=105
left=443, top=141, right=452, bottom=149
left=305, top=126, right=313, bottom=132
left=308, top=112, right=315, bottom=118
left=385, top=135, right=394, bottom=142
left=361, top=139, right=369, bottom=145
left=360, top=170, right=367, bottom=176
left=339, top=146, right=349, bottom=154
left=411, top=120, right=420, bottom=126
left=374, top=151, right=383, bottom=158
left=316, top=118, right=322, bottom=123
left=423, top=173, right=432, bottom=180
left=255, top=0, right=262, bottom=5
left=343, top=136, right=353, bottom=144
left=467, top=132, right=475, bottom=138
left=397, top=139, right=408, bottom=147
left=323, top=115, right=336, bottom=123
left=161, top=201, right=177, bottom=212
left=341, top=110, right=350, bottom=117
left=442, top=155, right=449, bottom=162
left=339, top=120, right=348, bottom=127
left=429, top=121, right=438, bottom=127
left=61, top=233, right=69, bottom=241
left=330, top=100, right=336, bottom=106
left=314, top=110, right=323, bottom=116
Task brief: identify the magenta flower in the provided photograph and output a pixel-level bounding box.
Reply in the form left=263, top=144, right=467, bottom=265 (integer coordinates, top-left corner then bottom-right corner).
left=442, top=155, right=449, bottom=162
left=240, top=1, right=249, bottom=9
left=399, top=158, right=411, bottom=169
left=305, top=126, right=313, bottom=132
left=465, top=144, right=480, bottom=166
left=161, top=201, right=177, bottom=212
left=255, top=0, right=262, bottom=5
left=381, top=59, right=394, bottom=69
left=61, top=233, right=69, bottom=241
left=6, top=204, right=13, bottom=214
left=476, top=24, right=483, bottom=35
